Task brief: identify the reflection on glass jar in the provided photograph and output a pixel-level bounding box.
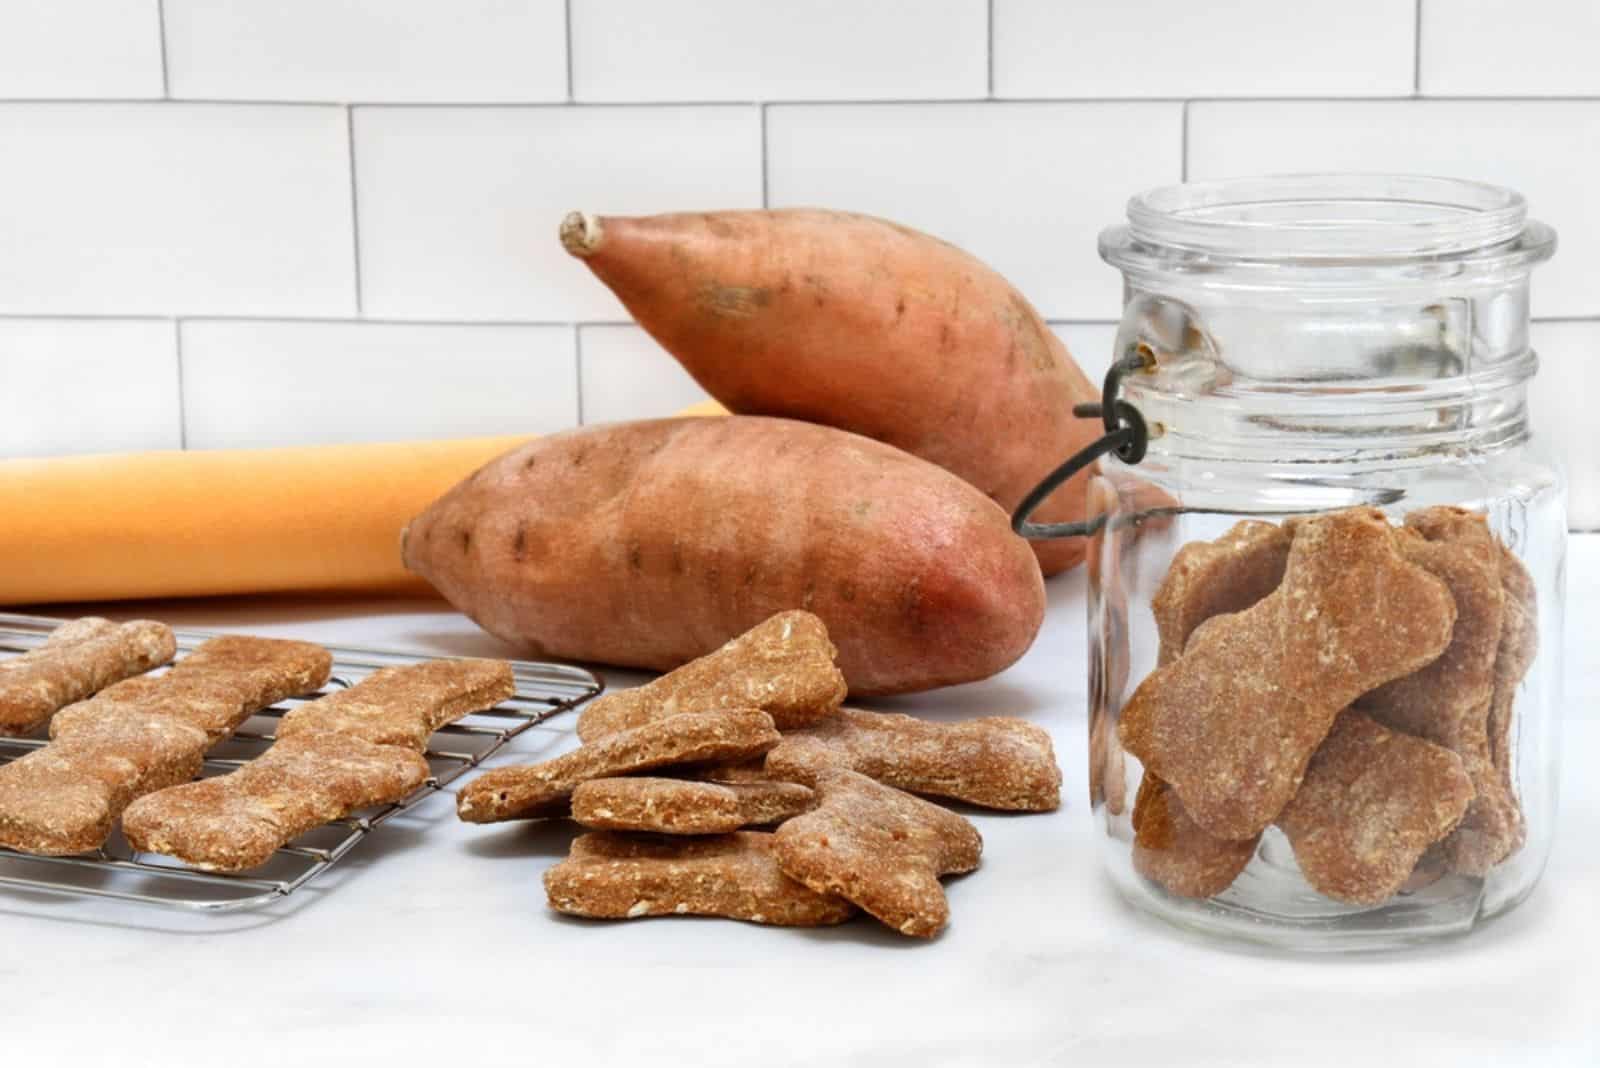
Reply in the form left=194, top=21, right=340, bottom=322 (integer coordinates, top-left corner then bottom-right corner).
left=1082, top=175, right=1565, bottom=951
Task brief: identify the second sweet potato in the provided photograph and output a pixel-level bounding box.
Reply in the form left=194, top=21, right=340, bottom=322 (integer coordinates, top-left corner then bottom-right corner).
left=561, top=209, right=1101, bottom=575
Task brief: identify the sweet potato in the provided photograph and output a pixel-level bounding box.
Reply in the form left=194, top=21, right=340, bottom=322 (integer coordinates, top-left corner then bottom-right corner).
left=401, top=417, right=1045, bottom=696
left=560, top=208, right=1101, bottom=575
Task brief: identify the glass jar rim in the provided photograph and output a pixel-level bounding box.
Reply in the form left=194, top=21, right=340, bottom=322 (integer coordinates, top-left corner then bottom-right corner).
left=1119, top=174, right=1546, bottom=261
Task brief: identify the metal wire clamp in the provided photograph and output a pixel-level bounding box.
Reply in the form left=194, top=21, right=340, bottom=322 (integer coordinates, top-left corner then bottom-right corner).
left=1011, top=344, right=1155, bottom=542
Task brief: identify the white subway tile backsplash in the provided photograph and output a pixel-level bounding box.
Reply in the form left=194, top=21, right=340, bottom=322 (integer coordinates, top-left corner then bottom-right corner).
left=767, top=103, right=1181, bottom=321
left=570, top=0, right=986, bottom=102
left=1529, top=321, right=1598, bottom=530
left=179, top=320, right=576, bottom=449
left=578, top=325, right=709, bottom=425
left=993, top=0, right=1412, bottom=99
left=0, top=104, right=355, bottom=317
left=355, top=106, right=762, bottom=321
left=0, top=0, right=163, bottom=99
left=1422, top=0, right=1600, bottom=96
left=1187, top=100, right=1600, bottom=319
left=0, top=319, right=179, bottom=457
left=164, top=0, right=567, bottom=103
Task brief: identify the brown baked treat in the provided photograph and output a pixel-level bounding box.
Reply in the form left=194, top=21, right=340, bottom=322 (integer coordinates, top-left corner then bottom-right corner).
left=1278, top=709, right=1475, bottom=905
left=1120, top=519, right=1296, bottom=836
left=123, top=734, right=430, bottom=872
left=0, top=636, right=333, bottom=856
left=1152, top=521, right=1292, bottom=665
left=1451, top=544, right=1539, bottom=875
left=0, top=617, right=176, bottom=735
left=773, top=769, right=982, bottom=938
left=0, top=712, right=207, bottom=854
left=50, top=635, right=333, bottom=743
left=1118, top=508, right=1457, bottom=841
left=275, top=658, right=515, bottom=751
left=1357, top=508, right=1523, bottom=877
left=457, top=708, right=781, bottom=823
left=570, top=777, right=814, bottom=834
left=763, top=707, right=1060, bottom=812
left=1131, top=773, right=1258, bottom=899
left=545, top=831, right=856, bottom=926
left=575, top=611, right=846, bottom=741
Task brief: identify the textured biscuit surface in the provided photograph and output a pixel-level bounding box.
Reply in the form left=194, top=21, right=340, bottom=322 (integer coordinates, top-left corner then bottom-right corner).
left=1118, top=508, right=1456, bottom=841
left=123, top=734, right=430, bottom=872
left=575, top=611, right=846, bottom=741
left=763, top=707, right=1061, bottom=811
left=1357, top=508, right=1523, bottom=877
left=458, top=708, right=781, bottom=823
left=1151, top=521, right=1292, bottom=665
left=1458, top=544, right=1539, bottom=876
left=276, top=658, right=515, bottom=750
left=0, top=618, right=176, bottom=735
left=52, top=635, right=334, bottom=744
left=571, top=777, right=814, bottom=834
left=1125, top=520, right=1292, bottom=894
left=774, top=769, right=982, bottom=938
left=0, top=636, right=332, bottom=855
left=1132, top=774, right=1259, bottom=899
left=1278, top=709, right=1475, bottom=905
left=545, top=831, right=856, bottom=926
left=0, top=713, right=207, bottom=854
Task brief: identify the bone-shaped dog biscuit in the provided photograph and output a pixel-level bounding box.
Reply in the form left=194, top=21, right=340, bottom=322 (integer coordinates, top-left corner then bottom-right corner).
left=1118, top=508, right=1456, bottom=841
left=276, top=657, right=515, bottom=750
left=763, top=706, right=1061, bottom=812
left=0, top=635, right=331, bottom=855
left=1127, top=520, right=1298, bottom=894
left=123, top=658, right=514, bottom=870
left=1152, top=521, right=1292, bottom=666
left=458, top=708, right=781, bottom=823
left=1356, top=508, right=1523, bottom=877
left=774, top=769, right=982, bottom=938
left=0, top=618, right=176, bottom=735
left=1131, top=775, right=1258, bottom=900
left=570, top=777, right=814, bottom=835
left=52, top=635, right=334, bottom=744
left=575, top=611, right=845, bottom=741
left=122, top=734, right=430, bottom=871
left=1277, top=709, right=1474, bottom=905
left=545, top=831, right=856, bottom=926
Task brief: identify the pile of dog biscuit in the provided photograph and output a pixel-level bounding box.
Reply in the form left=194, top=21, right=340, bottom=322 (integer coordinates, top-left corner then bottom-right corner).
left=456, top=611, right=1062, bottom=938
left=1112, top=505, right=1537, bottom=906
left=0, top=619, right=514, bottom=868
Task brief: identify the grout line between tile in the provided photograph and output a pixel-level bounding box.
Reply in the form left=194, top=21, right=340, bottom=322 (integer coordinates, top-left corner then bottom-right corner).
left=345, top=106, right=364, bottom=316
left=2, top=94, right=1600, bottom=108
left=759, top=104, right=770, bottom=208
left=563, top=0, right=575, bottom=102
left=173, top=319, right=187, bottom=449
left=155, top=0, right=170, bottom=98
left=1180, top=100, right=1190, bottom=180
left=1413, top=0, right=1424, bottom=96
left=986, top=0, right=995, bottom=98
left=573, top=324, right=585, bottom=425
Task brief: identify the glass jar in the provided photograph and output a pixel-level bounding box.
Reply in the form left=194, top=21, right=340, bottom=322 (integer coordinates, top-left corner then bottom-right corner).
left=1076, top=175, right=1565, bottom=951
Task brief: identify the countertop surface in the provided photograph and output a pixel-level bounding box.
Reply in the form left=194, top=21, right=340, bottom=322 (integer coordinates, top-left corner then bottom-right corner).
left=3, top=538, right=1597, bottom=1068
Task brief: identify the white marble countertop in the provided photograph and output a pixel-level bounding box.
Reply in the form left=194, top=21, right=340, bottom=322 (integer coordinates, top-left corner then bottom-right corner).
left=3, top=538, right=1597, bottom=1067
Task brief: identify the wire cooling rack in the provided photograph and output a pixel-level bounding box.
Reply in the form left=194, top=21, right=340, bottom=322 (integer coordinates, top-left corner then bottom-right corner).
left=0, top=612, right=602, bottom=913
